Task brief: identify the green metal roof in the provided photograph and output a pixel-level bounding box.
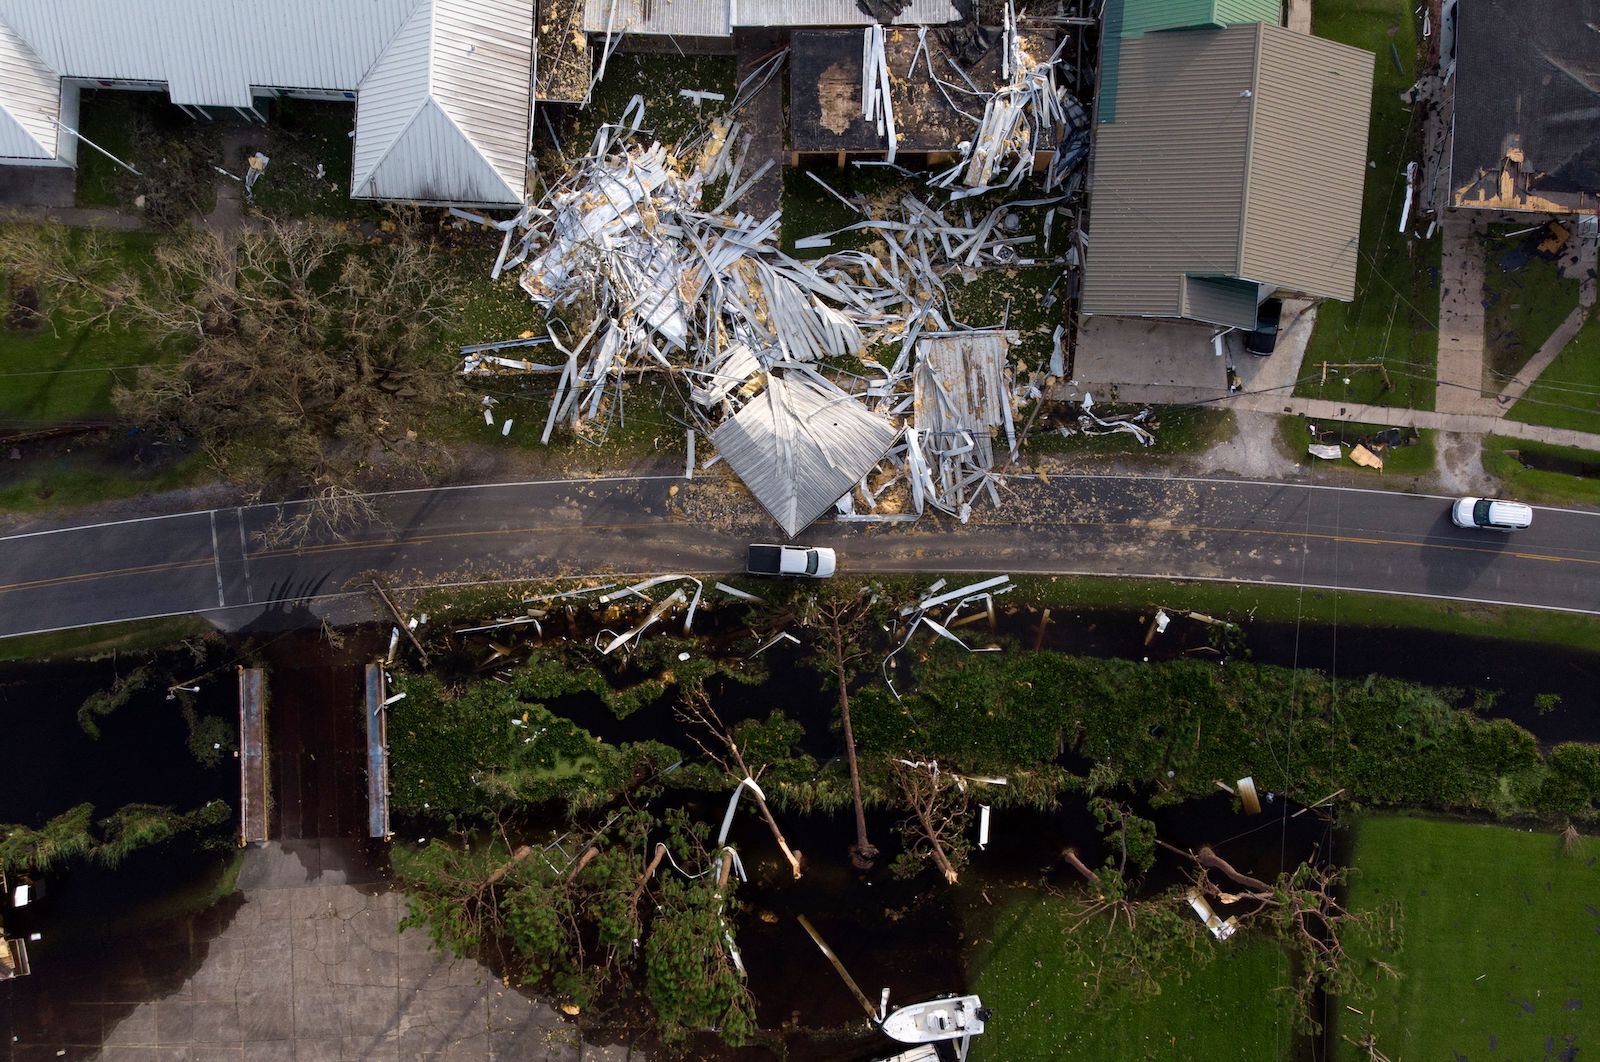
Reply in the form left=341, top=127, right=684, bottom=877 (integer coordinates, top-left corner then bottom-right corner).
left=1099, top=0, right=1282, bottom=123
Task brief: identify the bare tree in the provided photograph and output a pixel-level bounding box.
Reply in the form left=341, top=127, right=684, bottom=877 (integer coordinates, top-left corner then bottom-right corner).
left=886, top=758, right=969, bottom=884
left=102, top=215, right=465, bottom=532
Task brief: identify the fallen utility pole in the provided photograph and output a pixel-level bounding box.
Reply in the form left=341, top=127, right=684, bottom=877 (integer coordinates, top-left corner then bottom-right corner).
left=371, top=580, right=429, bottom=667
left=797, top=915, right=879, bottom=1021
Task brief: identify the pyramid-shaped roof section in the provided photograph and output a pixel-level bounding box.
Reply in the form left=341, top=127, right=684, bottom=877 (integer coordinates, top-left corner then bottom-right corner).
left=353, top=0, right=531, bottom=206
left=0, top=12, right=56, bottom=160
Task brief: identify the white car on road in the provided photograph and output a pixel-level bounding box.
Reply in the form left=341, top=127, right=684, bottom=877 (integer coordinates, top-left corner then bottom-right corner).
left=1451, top=497, right=1533, bottom=531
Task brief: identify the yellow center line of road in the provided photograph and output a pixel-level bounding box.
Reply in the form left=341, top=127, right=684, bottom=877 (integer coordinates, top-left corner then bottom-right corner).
left=0, top=556, right=217, bottom=595
left=1, top=516, right=1595, bottom=600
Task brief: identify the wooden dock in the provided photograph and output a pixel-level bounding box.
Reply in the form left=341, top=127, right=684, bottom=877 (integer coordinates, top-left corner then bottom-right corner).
left=365, top=663, right=392, bottom=840
left=238, top=666, right=268, bottom=845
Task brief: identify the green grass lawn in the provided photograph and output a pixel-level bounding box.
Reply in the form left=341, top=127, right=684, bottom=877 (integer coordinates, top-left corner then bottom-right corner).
left=0, top=614, right=212, bottom=662
left=1276, top=416, right=1435, bottom=476
left=1482, top=232, right=1582, bottom=383
left=970, top=890, right=1296, bottom=1061
left=0, top=450, right=209, bottom=513
left=1482, top=435, right=1600, bottom=508
left=0, top=229, right=176, bottom=427
left=1508, top=311, right=1600, bottom=436
left=73, top=89, right=219, bottom=214
left=1337, top=815, right=1600, bottom=1061
left=1005, top=574, right=1600, bottom=654
left=1299, top=0, right=1439, bottom=410
left=568, top=54, right=737, bottom=158
left=243, top=98, right=383, bottom=221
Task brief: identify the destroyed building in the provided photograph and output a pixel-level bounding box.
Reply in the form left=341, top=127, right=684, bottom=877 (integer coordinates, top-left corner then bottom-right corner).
left=788, top=24, right=1067, bottom=170
left=1447, top=0, right=1600, bottom=215
left=1078, top=0, right=1374, bottom=329
left=0, top=0, right=535, bottom=206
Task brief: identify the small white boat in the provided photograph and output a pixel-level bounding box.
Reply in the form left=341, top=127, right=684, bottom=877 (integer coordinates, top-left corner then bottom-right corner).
left=881, top=994, right=987, bottom=1044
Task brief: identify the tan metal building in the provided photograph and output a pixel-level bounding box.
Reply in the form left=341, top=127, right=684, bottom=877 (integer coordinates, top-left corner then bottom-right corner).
left=1081, top=18, right=1374, bottom=328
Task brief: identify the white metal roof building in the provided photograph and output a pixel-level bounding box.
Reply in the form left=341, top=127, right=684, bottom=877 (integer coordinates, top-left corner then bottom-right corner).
left=581, top=0, right=961, bottom=37
left=0, top=0, right=534, bottom=206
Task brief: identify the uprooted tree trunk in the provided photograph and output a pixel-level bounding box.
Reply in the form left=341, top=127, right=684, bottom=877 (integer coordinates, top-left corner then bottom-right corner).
left=678, top=684, right=803, bottom=878
left=1159, top=839, right=1396, bottom=1033
left=887, top=758, right=969, bottom=884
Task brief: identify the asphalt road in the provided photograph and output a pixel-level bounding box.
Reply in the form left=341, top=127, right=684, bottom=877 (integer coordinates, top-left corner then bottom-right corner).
left=2, top=472, right=1598, bottom=638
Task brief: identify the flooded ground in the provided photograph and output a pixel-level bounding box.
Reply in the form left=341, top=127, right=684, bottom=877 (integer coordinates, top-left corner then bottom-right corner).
left=2, top=602, right=1596, bottom=1059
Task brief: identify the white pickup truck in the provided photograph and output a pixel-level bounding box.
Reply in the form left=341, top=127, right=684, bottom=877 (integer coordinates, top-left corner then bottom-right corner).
left=745, top=544, right=837, bottom=578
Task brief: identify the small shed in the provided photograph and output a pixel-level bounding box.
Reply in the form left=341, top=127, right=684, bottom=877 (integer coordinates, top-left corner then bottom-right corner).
left=913, top=331, right=1016, bottom=471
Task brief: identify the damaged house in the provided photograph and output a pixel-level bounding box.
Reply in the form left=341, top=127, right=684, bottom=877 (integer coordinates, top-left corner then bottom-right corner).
left=787, top=23, right=1068, bottom=172
left=1447, top=0, right=1600, bottom=215
left=0, top=0, right=535, bottom=206
left=1078, top=0, right=1374, bottom=329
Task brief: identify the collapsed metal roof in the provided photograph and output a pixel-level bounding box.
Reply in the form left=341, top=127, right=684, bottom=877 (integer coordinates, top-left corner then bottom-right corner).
left=711, top=368, right=899, bottom=537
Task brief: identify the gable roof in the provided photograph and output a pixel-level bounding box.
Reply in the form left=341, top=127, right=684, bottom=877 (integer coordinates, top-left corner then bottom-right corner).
left=0, top=13, right=55, bottom=159
left=352, top=0, right=532, bottom=204
left=1082, top=21, right=1373, bottom=325
left=0, top=0, right=531, bottom=205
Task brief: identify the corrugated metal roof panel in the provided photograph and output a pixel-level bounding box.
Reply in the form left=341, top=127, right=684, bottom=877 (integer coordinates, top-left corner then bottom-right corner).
left=1084, top=22, right=1371, bottom=319
left=0, top=0, right=419, bottom=106
left=581, top=0, right=958, bottom=35
left=352, top=1, right=434, bottom=195
left=1182, top=274, right=1259, bottom=327
left=711, top=371, right=897, bottom=538
left=581, top=0, right=730, bottom=38
left=913, top=333, right=1012, bottom=469
left=732, top=0, right=959, bottom=27
left=354, top=100, right=522, bottom=204
left=1213, top=0, right=1281, bottom=27
left=1081, top=25, right=1257, bottom=318
left=1114, top=0, right=1278, bottom=38
left=428, top=0, right=532, bottom=201
left=0, top=13, right=56, bottom=159
left=1238, top=24, right=1371, bottom=301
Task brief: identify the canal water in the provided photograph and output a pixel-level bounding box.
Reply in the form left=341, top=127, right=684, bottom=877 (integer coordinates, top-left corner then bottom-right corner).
left=1, top=603, right=1595, bottom=1059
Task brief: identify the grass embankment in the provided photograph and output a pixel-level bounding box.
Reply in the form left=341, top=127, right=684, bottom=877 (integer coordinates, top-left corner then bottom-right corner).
left=1509, top=312, right=1600, bottom=436
left=0, top=615, right=212, bottom=663
left=1338, top=815, right=1600, bottom=1060
left=1299, top=0, right=1438, bottom=410
left=1275, top=416, right=1435, bottom=476
left=1006, top=573, right=1600, bottom=654
left=970, top=891, right=1295, bottom=1061
left=1482, top=231, right=1582, bottom=383
left=1482, top=435, right=1600, bottom=508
